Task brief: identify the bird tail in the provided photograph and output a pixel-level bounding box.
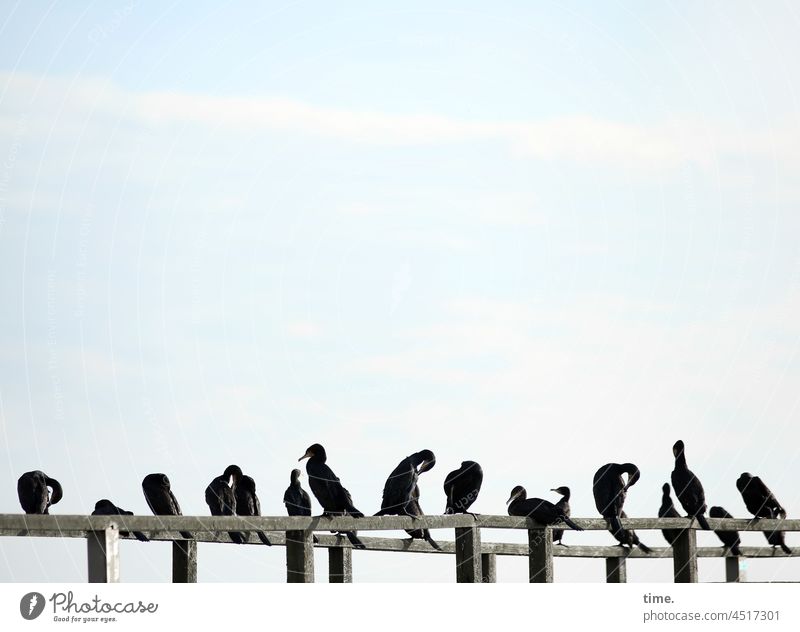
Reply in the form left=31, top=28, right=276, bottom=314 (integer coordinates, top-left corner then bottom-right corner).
left=424, top=530, right=442, bottom=551
left=373, top=508, right=388, bottom=516
left=636, top=541, right=653, bottom=554
left=180, top=531, right=193, bottom=540
left=347, top=506, right=365, bottom=518
left=607, top=514, right=623, bottom=537
left=562, top=516, right=583, bottom=532
left=229, top=531, right=247, bottom=544
left=256, top=531, right=272, bottom=546
left=697, top=514, right=711, bottom=530
left=345, top=531, right=365, bottom=549
left=132, top=531, right=150, bottom=543
left=731, top=544, right=742, bottom=557
left=780, top=541, right=792, bottom=555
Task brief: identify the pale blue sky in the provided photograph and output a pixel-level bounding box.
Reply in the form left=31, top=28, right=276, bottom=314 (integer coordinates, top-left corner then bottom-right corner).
left=1, top=1, right=799, bottom=582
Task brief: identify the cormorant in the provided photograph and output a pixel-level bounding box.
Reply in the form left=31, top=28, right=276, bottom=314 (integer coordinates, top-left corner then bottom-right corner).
left=206, top=465, right=246, bottom=544
left=92, top=499, right=149, bottom=542
left=443, top=461, right=483, bottom=516
left=736, top=473, right=791, bottom=554
left=658, top=483, right=683, bottom=546
left=17, top=470, right=62, bottom=514
left=283, top=469, right=318, bottom=544
left=141, top=473, right=193, bottom=539
left=299, top=444, right=365, bottom=549
left=375, top=450, right=439, bottom=549
left=234, top=474, right=272, bottom=546
left=550, top=486, right=572, bottom=546
left=670, top=440, right=710, bottom=530
left=592, top=462, right=640, bottom=536
left=609, top=510, right=652, bottom=553
left=709, top=506, right=741, bottom=556
left=506, top=486, right=583, bottom=532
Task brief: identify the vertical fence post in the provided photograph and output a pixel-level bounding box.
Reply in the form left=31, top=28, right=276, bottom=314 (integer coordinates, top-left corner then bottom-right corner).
left=673, top=528, right=698, bottom=583
left=481, top=553, right=497, bottom=583
left=725, top=556, right=741, bottom=583
left=329, top=546, right=352, bottom=583
left=286, top=530, right=315, bottom=583
left=528, top=527, right=554, bottom=583
left=87, top=527, right=120, bottom=583
left=454, top=526, right=482, bottom=583
left=605, top=556, right=627, bottom=583
left=172, top=540, right=198, bottom=583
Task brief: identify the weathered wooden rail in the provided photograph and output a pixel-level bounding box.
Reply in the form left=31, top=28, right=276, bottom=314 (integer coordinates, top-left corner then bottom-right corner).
left=1, top=514, right=796, bottom=583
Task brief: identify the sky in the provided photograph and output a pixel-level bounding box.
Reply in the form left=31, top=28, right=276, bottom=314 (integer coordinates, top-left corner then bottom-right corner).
left=1, top=0, right=799, bottom=583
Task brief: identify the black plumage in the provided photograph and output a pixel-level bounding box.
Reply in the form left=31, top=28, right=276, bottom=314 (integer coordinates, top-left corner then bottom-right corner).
left=443, top=461, right=483, bottom=515
left=141, top=473, right=193, bottom=539
left=592, top=462, right=640, bottom=536
left=709, top=506, right=741, bottom=556
left=506, top=486, right=584, bottom=532
left=550, top=486, right=572, bottom=546
left=299, top=444, right=365, bottom=549
left=17, top=470, right=62, bottom=514
left=670, top=440, right=710, bottom=530
left=658, top=483, right=683, bottom=546
left=205, top=464, right=246, bottom=544
left=283, top=469, right=318, bottom=545
left=609, top=510, right=652, bottom=553
left=737, top=473, right=791, bottom=554
left=92, top=499, right=149, bottom=542
left=234, top=474, right=272, bottom=546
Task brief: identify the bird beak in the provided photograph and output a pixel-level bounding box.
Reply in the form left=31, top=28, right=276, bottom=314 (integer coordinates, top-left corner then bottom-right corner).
left=298, top=450, right=312, bottom=462
left=550, top=488, right=556, bottom=492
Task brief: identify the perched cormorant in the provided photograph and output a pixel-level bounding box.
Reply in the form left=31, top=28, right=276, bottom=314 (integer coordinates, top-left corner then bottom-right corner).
left=92, top=499, right=149, bottom=542
left=283, top=469, right=318, bottom=544
left=17, top=471, right=62, bottom=514
left=375, top=450, right=439, bottom=549
left=443, top=461, right=483, bottom=516
left=506, top=486, right=583, bottom=532
left=375, top=449, right=435, bottom=517
left=206, top=464, right=246, bottom=544
left=550, top=486, right=572, bottom=546
left=709, top=506, right=742, bottom=556
left=670, top=440, right=710, bottom=530
left=592, top=462, right=640, bottom=536
left=609, top=510, right=652, bottom=553
left=299, top=444, right=365, bottom=549
left=658, top=483, right=683, bottom=546
left=234, top=474, right=272, bottom=546
left=141, top=473, right=193, bottom=539
left=736, top=473, right=791, bottom=554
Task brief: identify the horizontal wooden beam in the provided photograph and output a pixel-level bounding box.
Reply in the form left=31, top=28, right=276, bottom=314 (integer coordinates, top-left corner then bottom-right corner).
left=2, top=513, right=798, bottom=533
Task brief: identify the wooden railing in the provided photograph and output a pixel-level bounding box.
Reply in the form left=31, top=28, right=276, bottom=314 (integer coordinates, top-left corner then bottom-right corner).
left=1, top=514, right=796, bottom=583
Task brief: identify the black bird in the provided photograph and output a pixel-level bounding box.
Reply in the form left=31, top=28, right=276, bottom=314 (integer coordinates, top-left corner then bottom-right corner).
left=17, top=470, right=62, bottom=514
left=443, top=461, right=483, bottom=516
left=709, top=506, right=741, bottom=556
left=506, top=486, right=583, bottom=533
left=299, top=444, right=365, bottom=549
left=375, top=450, right=439, bottom=549
left=609, top=510, right=652, bottom=553
left=206, top=464, right=246, bottom=544
left=92, top=499, right=149, bottom=542
left=670, top=440, right=710, bottom=530
left=283, top=469, right=318, bottom=544
left=737, top=473, right=791, bottom=554
left=234, top=474, right=272, bottom=546
left=592, top=462, right=640, bottom=536
left=550, top=486, right=572, bottom=546
left=141, top=473, right=192, bottom=539
left=658, top=483, right=683, bottom=546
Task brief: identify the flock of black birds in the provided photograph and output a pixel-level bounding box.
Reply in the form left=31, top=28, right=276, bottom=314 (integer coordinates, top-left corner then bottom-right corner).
left=13, top=440, right=793, bottom=555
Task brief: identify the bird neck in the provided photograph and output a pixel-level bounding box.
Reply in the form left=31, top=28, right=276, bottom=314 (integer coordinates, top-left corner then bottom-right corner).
left=675, top=452, right=687, bottom=468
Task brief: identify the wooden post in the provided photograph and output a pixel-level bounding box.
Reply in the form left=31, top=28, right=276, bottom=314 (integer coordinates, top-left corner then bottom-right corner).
left=286, top=530, right=315, bottom=583
left=528, top=527, right=553, bottom=583
left=87, top=527, right=120, bottom=583
left=329, top=546, right=352, bottom=583
left=454, top=526, right=482, bottom=583
left=725, top=556, right=741, bottom=583
left=172, top=540, right=198, bottom=583
left=481, top=553, right=497, bottom=583
left=673, top=528, right=698, bottom=583
left=606, top=556, right=627, bottom=583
